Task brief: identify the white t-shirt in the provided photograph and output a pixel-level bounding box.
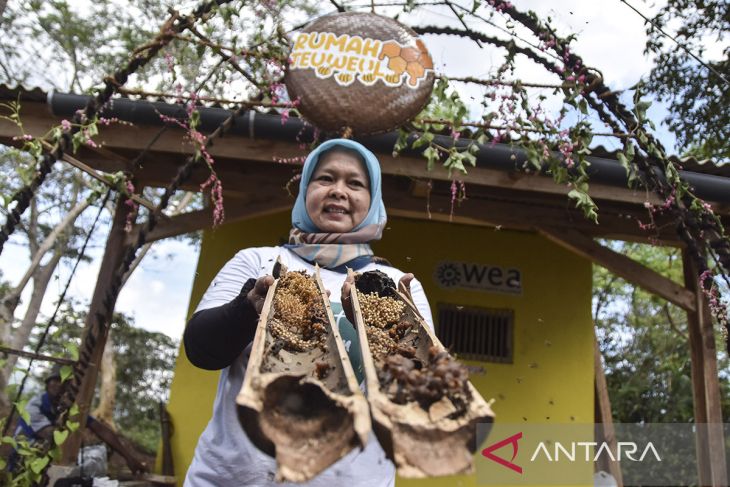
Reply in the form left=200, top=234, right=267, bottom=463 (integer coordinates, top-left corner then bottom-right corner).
left=184, top=247, right=433, bottom=487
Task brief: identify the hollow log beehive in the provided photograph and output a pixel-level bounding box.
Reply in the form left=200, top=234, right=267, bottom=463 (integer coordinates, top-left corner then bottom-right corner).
left=236, top=264, right=370, bottom=482
left=350, top=270, right=495, bottom=477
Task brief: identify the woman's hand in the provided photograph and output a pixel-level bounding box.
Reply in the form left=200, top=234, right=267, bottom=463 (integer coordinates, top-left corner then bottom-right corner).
left=399, top=273, right=414, bottom=297
left=246, top=275, right=274, bottom=314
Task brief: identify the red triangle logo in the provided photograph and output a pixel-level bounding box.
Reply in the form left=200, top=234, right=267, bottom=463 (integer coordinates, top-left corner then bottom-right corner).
left=481, top=432, right=523, bottom=474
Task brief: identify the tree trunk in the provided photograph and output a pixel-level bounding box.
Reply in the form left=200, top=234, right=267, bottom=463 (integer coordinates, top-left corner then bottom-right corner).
left=3, top=253, right=63, bottom=371
left=0, top=252, right=62, bottom=415
left=92, top=331, right=116, bottom=428
left=0, top=197, right=91, bottom=333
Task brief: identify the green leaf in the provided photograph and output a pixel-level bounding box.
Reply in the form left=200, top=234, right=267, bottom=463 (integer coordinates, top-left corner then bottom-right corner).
left=30, top=455, right=49, bottom=474
left=190, top=109, right=201, bottom=130
left=578, top=98, right=588, bottom=115
left=635, top=100, right=652, bottom=121
left=66, top=420, right=80, bottom=432
left=617, top=152, right=630, bottom=173
left=60, top=365, right=73, bottom=382
left=53, top=429, right=69, bottom=446
left=412, top=132, right=434, bottom=149
left=86, top=122, right=98, bottom=137
left=16, top=399, right=30, bottom=425
left=65, top=342, right=79, bottom=361
left=423, top=146, right=439, bottom=171
left=2, top=436, right=17, bottom=448
left=626, top=142, right=635, bottom=159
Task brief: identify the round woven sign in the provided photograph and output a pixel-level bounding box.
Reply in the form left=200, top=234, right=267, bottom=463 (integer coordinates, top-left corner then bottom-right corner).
left=285, top=12, right=435, bottom=135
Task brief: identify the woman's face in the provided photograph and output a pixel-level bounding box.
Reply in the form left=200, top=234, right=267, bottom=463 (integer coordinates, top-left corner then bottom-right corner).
left=305, top=151, right=371, bottom=233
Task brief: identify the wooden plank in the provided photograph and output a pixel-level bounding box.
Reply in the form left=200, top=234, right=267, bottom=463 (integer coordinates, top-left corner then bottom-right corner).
left=594, top=333, right=623, bottom=487
left=683, top=250, right=727, bottom=487
left=538, top=228, right=696, bottom=312
left=139, top=473, right=176, bottom=484
left=159, top=403, right=174, bottom=477
left=61, top=192, right=136, bottom=464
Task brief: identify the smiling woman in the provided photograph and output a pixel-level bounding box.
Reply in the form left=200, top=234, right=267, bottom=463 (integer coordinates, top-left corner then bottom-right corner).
left=181, top=138, right=434, bottom=487
left=305, top=148, right=371, bottom=234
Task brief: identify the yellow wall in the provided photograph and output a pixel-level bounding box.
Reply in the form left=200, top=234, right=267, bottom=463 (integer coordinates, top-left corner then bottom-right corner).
left=165, top=211, right=593, bottom=486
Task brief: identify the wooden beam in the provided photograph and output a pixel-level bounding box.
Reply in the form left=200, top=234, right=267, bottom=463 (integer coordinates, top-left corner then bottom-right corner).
left=130, top=201, right=293, bottom=244
left=48, top=147, right=157, bottom=212
left=3, top=102, right=730, bottom=214
left=0, top=345, right=76, bottom=366
left=593, top=333, right=623, bottom=487
left=538, top=228, right=696, bottom=312
left=382, top=176, right=684, bottom=243
left=0, top=111, right=676, bottom=208
left=683, top=251, right=712, bottom=486
left=683, top=250, right=727, bottom=487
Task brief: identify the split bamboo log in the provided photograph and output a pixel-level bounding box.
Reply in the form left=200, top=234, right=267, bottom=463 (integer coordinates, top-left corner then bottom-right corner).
left=236, top=263, right=370, bottom=482
left=349, top=270, right=495, bottom=477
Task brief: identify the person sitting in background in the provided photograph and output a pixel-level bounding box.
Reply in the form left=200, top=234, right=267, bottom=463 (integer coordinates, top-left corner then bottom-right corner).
left=12, top=366, right=148, bottom=475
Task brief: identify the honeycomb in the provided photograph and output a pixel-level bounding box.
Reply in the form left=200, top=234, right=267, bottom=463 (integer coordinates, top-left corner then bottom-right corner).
left=270, top=271, right=328, bottom=352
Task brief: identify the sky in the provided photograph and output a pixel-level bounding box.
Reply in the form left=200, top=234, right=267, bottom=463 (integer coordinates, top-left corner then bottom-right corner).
left=1, top=0, right=712, bottom=340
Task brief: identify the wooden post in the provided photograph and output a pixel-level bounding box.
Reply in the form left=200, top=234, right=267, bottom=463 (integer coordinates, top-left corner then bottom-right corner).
left=683, top=249, right=727, bottom=487
left=61, top=194, right=133, bottom=464
left=160, top=402, right=175, bottom=477
left=593, top=332, right=623, bottom=487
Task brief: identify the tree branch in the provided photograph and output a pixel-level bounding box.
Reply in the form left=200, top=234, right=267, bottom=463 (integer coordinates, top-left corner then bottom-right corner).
left=662, top=303, right=688, bottom=340
left=5, top=196, right=92, bottom=307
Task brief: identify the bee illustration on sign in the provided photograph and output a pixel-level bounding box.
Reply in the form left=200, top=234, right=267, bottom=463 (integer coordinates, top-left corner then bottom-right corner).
left=289, top=32, right=434, bottom=88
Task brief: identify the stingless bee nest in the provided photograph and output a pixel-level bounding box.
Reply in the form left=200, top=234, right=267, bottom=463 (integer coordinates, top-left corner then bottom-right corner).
left=270, top=271, right=328, bottom=352
left=355, top=271, right=472, bottom=416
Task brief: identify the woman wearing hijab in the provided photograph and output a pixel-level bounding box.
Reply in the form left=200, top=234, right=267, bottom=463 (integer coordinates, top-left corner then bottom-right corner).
left=183, top=139, right=433, bottom=487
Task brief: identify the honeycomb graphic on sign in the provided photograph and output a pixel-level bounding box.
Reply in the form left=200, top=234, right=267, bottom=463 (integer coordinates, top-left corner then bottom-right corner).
left=378, top=39, right=434, bottom=87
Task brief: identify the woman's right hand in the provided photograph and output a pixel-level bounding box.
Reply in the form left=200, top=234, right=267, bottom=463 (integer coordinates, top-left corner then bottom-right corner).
left=246, top=275, right=274, bottom=314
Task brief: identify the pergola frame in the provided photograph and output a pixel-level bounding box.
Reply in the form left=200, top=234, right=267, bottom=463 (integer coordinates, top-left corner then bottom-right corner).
left=1, top=89, right=728, bottom=486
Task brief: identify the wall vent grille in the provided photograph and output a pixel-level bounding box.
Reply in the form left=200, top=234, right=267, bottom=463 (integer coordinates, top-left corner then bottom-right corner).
left=436, top=304, right=513, bottom=363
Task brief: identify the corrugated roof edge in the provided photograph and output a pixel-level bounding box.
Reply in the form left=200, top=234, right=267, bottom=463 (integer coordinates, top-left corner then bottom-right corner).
left=0, top=83, right=49, bottom=103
